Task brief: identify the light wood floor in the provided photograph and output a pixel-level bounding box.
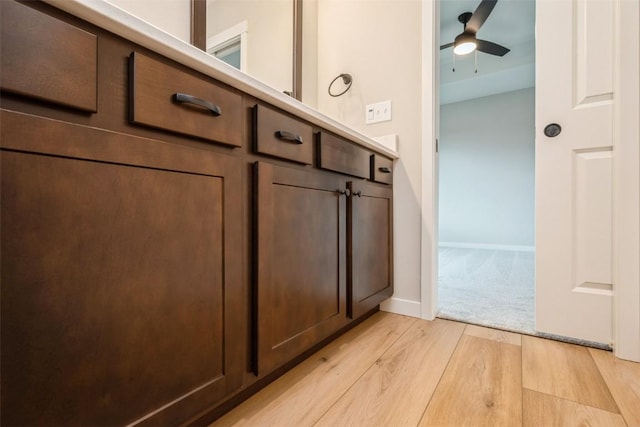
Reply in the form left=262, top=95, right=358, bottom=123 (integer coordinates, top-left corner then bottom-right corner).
left=212, top=312, right=640, bottom=427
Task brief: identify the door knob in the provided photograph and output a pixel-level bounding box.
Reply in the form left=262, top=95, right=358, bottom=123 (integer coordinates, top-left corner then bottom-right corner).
left=353, top=191, right=362, bottom=197
left=337, top=189, right=351, bottom=197
left=544, top=123, right=562, bottom=138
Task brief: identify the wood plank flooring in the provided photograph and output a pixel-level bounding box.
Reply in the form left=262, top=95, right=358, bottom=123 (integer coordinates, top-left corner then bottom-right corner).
left=212, top=312, right=640, bottom=427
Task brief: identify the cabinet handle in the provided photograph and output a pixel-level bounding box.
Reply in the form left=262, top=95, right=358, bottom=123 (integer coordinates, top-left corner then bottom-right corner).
left=378, top=167, right=392, bottom=173
left=275, top=130, right=303, bottom=144
left=353, top=191, right=362, bottom=197
left=172, top=93, right=222, bottom=116
left=337, top=189, right=351, bottom=197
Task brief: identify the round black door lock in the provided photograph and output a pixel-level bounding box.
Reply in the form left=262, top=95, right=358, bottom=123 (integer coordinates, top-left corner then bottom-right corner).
left=544, top=123, right=562, bottom=138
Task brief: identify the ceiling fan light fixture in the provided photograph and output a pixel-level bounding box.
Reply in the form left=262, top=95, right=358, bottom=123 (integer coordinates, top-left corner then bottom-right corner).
left=453, top=33, right=477, bottom=55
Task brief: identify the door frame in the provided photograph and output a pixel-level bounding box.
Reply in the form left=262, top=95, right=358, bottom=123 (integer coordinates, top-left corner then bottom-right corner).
left=420, top=0, right=640, bottom=362
left=420, top=0, right=439, bottom=322
left=612, top=0, right=640, bottom=361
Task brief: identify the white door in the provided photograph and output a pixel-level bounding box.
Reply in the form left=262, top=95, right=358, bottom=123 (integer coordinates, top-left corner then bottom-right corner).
left=536, top=0, right=615, bottom=344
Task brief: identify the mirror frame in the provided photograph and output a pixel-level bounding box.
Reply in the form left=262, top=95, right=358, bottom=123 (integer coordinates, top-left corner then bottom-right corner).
left=191, top=0, right=303, bottom=101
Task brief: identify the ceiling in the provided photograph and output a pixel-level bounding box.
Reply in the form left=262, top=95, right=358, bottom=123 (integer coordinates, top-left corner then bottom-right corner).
left=439, top=0, right=535, bottom=105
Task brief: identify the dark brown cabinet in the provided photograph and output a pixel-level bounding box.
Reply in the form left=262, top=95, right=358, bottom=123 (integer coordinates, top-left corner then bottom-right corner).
left=371, top=154, right=394, bottom=185
left=253, top=104, right=314, bottom=164
left=316, top=131, right=394, bottom=318
left=0, top=112, right=244, bottom=425
left=253, top=162, right=394, bottom=376
left=317, top=131, right=371, bottom=179
left=0, top=0, right=98, bottom=112
left=0, top=1, right=395, bottom=423
left=348, top=181, right=394, bottom=318
left=254, top=162, right=350, bottom=375
left=129, top=52, right=243, bottom=147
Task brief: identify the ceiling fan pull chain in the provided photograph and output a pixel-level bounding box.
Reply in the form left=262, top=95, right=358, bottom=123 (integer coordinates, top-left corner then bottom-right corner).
left=452, top=50, right=456, bottom=72
left=474, top=51, right=478, bottom=73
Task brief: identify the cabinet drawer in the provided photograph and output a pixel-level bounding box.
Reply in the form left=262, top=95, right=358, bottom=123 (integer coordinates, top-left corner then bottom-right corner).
left=253, top=104, right=314, bottom=164
left=317, top=132, right=370, bottom=179
left=129, top=52, right=242, bottom=147
left=0, top=1, right=97, bottom=112
left=371, top=155, right=393, bottom=184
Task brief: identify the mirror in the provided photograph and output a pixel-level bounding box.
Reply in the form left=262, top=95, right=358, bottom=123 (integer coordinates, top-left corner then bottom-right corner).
left=191, top=0, right=302, bottom=100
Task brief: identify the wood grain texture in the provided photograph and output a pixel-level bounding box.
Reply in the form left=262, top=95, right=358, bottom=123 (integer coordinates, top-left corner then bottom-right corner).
left=315, top=318, right=465, bottom=427
left=348, top=181, right=393, bottom=318
left=420, top=334, right=522, bottom=426
left=212, top=312, right=415, bottom=426
left=0, top=0, right=97, bottom=112
left=589, top=348, right=640, bottom=426
left=190, top=0, right=206, bottom=50
left=464, top=324, right=522, bottom=346
left=203, top=313, right=640, bottom=426
left=371, top=154, right=393, bottom=184
left=317, top=132, right=371, bottom=178
left=253, top=104, right=313, bottom=164
left=255, top=162, right=349, bottom=375
left=522, top=335, right=619, bottom=413
left=523, top=389, right=626, bottom=427
left=1, top=111, right=244, bottom=426
left=130, top=52, right=243, bottom=146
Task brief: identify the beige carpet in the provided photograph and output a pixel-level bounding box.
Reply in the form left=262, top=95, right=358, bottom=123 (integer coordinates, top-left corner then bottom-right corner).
left=437, top=247, right=535, bottom=334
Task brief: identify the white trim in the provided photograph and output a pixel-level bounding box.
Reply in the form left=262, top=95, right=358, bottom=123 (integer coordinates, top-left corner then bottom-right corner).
left=439, top=242, right=535, bottom=252
left=206, top=20, right=247, bottom=51
left=206, top=21, right=248, bottom=73
left=380, top=297, right=422, bottom=318
left=420, top=0, right=439, bottom=321
left=612, top=0, right=640, bottom=362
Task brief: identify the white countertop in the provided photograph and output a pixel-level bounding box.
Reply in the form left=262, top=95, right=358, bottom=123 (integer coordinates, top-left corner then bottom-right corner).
left=42, top=0, right=399, bottom=159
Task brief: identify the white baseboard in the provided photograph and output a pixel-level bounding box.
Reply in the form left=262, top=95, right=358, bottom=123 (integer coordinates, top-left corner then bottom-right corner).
left=439, top=241, right=535, bottom=252
left=380, top=297, right=421, bottom=318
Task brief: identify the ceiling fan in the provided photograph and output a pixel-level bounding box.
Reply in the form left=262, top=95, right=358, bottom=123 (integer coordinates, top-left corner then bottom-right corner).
left=440, top=0, right=510, bottom=57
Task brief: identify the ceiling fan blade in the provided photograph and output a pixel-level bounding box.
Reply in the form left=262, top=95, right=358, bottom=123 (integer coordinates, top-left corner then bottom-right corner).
left=476, top=39, right=510, bottom=56
left=466, top=0, right=498, bottom=33
left=440, top=42, right=454, bottom=50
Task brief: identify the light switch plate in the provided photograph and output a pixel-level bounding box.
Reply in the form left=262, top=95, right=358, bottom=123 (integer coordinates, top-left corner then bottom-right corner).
left=365, top=100, right=392, bottom=124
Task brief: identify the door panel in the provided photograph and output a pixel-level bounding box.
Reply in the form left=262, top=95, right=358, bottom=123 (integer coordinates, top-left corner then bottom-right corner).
left=536, top=0, right=614, bottom=344
left=254, top=162, right=349, bottom=375
left=0, top=112, right=244, bottom=426
left=270, top=184, right=341, bottom=344
left=575, top=0, right=614, bottom=104
left=348, top=181, right=393, bottom=319
left=575, top=149, right=613, bottom=289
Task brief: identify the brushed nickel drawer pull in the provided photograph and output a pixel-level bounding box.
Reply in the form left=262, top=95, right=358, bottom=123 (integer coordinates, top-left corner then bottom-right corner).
left=172, top=93, right=221, bottom=116
left=275, top=130, right=303, bottom=144
left=378, top=167, right=392, bottom=173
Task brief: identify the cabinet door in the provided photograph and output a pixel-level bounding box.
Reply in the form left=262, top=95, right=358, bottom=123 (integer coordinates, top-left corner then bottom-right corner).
left=255, top=162, right=349, bottom=375
left=348, top=181, right=393, bottom=319
left=0, top=111, right=244, bottom=426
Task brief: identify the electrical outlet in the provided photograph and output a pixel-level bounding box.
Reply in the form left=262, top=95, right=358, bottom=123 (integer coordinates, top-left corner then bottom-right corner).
left=365, top=100, right=392, bottom=124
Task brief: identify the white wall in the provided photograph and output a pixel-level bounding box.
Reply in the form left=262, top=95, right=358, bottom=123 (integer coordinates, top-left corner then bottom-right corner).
left=316, top=0, right=423, bottom=305
left=207, top=0, right=293, bottom=94
left=106, top=0, right=191, bottom=43
left=438, top=88, right=535, bottom=248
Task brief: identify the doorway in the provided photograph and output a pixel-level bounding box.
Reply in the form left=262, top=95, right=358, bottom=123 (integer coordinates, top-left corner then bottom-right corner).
left=436, top=0, right=536, bottom=334
left=422, top=0, right=640, bottom=360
